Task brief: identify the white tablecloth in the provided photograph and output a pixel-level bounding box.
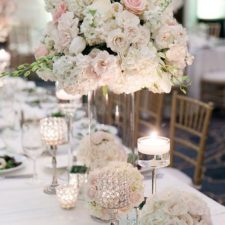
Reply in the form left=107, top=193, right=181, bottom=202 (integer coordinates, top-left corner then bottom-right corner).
left=0, top=158, right=225, bottom=225
left=188, top=46, right=225, bottom=99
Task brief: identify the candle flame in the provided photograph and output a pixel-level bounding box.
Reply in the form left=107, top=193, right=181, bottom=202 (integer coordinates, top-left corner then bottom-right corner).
left=150, top=131, right=158, bottom=138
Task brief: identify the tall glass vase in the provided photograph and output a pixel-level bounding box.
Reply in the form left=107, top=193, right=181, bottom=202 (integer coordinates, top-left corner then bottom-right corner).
left=87, top=89, right=138, bottom=165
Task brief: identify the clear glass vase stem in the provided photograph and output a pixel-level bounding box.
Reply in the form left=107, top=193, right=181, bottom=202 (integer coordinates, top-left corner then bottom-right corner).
left=152, top=168, right=157, bottom=195
left=130, top=92, right=136, bottom=166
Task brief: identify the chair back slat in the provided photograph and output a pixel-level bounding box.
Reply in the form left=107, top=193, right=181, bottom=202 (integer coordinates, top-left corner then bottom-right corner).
left=170, top=92, right=213, bottom=186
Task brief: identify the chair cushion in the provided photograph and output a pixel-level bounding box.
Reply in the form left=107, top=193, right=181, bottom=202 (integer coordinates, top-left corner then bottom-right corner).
left=162, top=167, right=193, bottom=186
left=202, top=71, right=225, bottom=82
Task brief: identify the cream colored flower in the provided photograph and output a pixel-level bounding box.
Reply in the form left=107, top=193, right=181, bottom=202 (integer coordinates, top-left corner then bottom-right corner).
left=69, top=36, right=86, bottom=55
left=106, top=29, right=129, bottom=54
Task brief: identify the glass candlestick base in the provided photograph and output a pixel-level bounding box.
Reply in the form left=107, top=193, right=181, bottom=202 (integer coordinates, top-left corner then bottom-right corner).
left=44, top=184, right=59, bottom=195
left=137, top=136, right=170, bottom=195
left=138, top=152, right=170, bottom=169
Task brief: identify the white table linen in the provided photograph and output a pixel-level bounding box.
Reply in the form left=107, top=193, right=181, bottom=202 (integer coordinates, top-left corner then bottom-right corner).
left=0, top=158, right=225, bottom=225
left=188, top=46, right=225, bottom=99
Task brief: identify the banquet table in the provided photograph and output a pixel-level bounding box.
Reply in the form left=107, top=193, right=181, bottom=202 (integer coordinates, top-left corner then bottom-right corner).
left=0, top=78, right=225, bottom=225
left=1, top=156, right=225, bottom=225
left=188, top=45, right=225, bottom=99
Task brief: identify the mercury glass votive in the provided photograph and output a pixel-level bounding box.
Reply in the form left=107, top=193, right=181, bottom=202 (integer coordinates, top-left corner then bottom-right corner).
left=40, top=117, right=68, bottom=195
left=56, top=184, right=78, bottom=209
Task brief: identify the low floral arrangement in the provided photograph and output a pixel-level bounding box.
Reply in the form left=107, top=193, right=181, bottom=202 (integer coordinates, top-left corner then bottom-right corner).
left=88, top=161, right=144, bottom=220
left=5, top=0, right=193, bottom=95
left=140, top=189, right=212, bottom=225
left=77, top=131, right=127, bottom=170
left=0, top=0, right=15, bottom=42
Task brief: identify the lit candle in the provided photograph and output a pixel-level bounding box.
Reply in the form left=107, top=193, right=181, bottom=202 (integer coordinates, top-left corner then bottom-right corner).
left=138, top=132, right=170, bottom=155
left=56, top=185, right=78, bottom=209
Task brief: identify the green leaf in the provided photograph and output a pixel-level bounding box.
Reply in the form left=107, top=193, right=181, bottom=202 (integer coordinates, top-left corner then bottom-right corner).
left=70, top=165, right=88, bottom=174
left=89, top=9, right=96, bottom=16
left=24, top=71, right=31, bottom=77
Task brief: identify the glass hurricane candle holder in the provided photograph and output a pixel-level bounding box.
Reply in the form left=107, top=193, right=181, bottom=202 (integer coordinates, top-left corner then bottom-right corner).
left=56, top=184, right=78, bottom=209
left=138, top=135, right=170, bottom=195
left=40, top=117, right=68, bottom=194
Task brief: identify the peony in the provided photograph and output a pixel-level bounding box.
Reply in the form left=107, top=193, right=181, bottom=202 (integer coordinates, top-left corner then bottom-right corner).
left=34, top=44, right=49, bottom=59
left=69, top=36, right=86, bottom=55
left=123, top=0, right=147, bottom=15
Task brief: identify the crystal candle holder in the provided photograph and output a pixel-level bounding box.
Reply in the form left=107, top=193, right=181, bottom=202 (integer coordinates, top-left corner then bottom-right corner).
left=40, top=117, right=68, bottom=146
left=96, top=172, right=130, bottom=225
left=40, top=117, right=68, bottom=195
left=56, top=185, right=78, bottom=209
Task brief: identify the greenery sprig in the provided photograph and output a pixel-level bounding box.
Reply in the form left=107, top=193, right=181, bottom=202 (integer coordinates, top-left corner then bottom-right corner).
left=0, top=54, right=58, bottom=78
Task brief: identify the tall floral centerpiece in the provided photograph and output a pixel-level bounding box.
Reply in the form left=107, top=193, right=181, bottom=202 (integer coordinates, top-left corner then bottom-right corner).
left=8, top=0, right=192, bottom=95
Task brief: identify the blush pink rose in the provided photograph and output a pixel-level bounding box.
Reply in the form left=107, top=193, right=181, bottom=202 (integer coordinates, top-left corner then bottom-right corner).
left=123, top=0, right=146, bottom=15
left=34, top=44, right=49, bottom=59
left=53, top=3, right=67, bottom=23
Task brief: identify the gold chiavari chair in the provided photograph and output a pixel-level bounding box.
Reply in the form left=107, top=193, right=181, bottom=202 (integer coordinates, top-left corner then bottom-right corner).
left=169, top=92, right=213, bottom=187
left=136, top=89, right=164, bottom=137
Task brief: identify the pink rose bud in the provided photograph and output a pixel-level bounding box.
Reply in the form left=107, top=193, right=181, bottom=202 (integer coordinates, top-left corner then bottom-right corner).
left=123, top=0, right=146, bottom=15
left=34, top=44, right=49, bottom=59
left=53, top=3, right=67, bottom=23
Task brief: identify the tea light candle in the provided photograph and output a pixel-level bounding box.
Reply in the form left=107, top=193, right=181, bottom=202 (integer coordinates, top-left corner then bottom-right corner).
left=138, top=133, right=170, bottom=155
left=56, top=185, right=78, bottom=209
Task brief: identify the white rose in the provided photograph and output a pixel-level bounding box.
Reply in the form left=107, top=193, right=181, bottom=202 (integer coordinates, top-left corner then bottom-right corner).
left=106, top=29, right=129, bottom=54
left=69, top=36, right=86, bottom=55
